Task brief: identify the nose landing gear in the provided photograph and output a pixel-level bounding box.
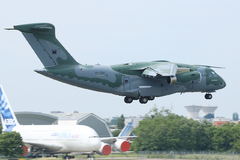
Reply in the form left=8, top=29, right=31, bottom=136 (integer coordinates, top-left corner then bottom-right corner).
left=205, top=93, right=212, bottom=99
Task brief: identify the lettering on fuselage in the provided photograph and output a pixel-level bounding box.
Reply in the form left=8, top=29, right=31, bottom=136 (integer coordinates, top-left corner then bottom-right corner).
left=95, top=71, right=105, bottom=76
left=4, top=119, right=16, bottom=125
left=51, top=132, right=79, bottom=139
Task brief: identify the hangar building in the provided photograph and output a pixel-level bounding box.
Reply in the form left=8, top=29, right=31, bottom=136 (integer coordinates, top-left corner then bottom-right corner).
left=0, top=111, right=112, bottom=138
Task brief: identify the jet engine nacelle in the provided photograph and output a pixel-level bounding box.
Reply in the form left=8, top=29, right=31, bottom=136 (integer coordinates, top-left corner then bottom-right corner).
left=167, top=71, right=202, bottom=85
left=113, top=139, right=130, bottom=152
left=21, top=146, right=29, bottom=156
left=96, top=142, right=112, bottom=155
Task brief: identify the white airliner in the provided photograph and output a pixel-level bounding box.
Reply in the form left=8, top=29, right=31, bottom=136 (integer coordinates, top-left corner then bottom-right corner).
left=0, top=85, right=135, bottom=158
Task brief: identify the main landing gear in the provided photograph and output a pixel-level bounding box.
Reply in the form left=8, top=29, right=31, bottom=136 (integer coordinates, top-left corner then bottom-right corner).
left=62, top=154, right=75, bottom=159
left=124, top=96, right=155, bottom=104
left=205, top=93, right=212, bottom=100
left=87, top=154, right=95, bottom=160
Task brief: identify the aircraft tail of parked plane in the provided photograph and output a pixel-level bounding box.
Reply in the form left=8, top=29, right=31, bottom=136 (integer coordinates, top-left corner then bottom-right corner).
left=118, top=122, right=134, bottom=141
left=0, top=85, right=20, bottom=132
left=0, top=85, right=136, bottom=158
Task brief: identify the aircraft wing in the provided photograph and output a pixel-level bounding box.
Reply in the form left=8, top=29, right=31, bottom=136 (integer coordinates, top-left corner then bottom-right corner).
left=142, top=62, right=178, bottom=77
left=100, top=136, right=137, bottom=143
left=24, top=141, right=63, bottom=152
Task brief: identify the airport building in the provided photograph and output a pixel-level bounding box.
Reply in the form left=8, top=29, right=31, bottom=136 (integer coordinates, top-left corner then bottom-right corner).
left=213, top=117, right=230, bottom=126
left=202, top=106, right=218, bottom=119
left=185, top=105, right=218, bottom=120
left=0, top=111, right=112, bottom=137
left=185, top=105, right=203, bottom=119
left=184, top=105, right=238, bottom=126
left=106, top=115, right=144, bottom=129
left=124, top=115, right=144, bottom=128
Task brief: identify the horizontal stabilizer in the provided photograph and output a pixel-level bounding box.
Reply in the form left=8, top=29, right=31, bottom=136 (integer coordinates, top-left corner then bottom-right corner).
left=5, top=28, right=15, bottom=30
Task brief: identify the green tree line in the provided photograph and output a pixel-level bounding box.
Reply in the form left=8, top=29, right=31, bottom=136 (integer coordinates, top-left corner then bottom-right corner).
left=132, top=107, right=240, bottom=152
left=0, top=125, right=24, bottom=157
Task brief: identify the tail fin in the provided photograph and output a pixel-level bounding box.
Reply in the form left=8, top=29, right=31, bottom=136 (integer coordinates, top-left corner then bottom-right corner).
left=14, top=23, right=79, bottom=67
left=118, top=122, right=134, bottom=140
left=131, top=133, right=136, bottom=141
left=0, top=85, right=19, bottom=132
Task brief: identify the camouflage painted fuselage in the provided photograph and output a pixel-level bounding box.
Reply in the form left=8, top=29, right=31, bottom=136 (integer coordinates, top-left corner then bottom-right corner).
left=36, top=61, right=226, bottom=98
left=12, top=23, right=226, bottom=102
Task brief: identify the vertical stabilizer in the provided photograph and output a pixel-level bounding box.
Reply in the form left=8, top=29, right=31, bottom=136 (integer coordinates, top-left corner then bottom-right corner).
left=118, top=122, right=134, bottom=140
left=0, top=86, right=19, bottom=132
left=14, top=23, right=79, bottom=67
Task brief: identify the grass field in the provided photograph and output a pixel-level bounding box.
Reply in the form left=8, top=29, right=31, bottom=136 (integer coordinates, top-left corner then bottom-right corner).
left=2, top=151, right=240, bottom=160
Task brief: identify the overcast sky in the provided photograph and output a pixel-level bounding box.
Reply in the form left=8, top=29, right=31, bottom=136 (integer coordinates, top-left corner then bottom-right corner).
left=0, top=1, right=239, bottom=119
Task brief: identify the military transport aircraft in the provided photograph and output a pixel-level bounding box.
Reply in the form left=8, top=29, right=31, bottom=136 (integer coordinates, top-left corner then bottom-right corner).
left=7, top=23, right=226, bottom=104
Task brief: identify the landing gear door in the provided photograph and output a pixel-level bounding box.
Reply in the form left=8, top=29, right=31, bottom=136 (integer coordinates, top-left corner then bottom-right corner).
left=123, top=77, right=131, bottom=92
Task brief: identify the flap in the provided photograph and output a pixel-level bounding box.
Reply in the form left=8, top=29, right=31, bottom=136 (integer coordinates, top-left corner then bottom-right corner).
left=142, top=62, right=178, bottom=77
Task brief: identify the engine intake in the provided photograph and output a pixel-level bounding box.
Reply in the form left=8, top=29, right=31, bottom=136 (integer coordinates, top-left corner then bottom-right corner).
left=97, top=142, right=112, bottom=155
left=21, top=146, right=29, bottom=156
left=113, top=139, right=130, bottom=152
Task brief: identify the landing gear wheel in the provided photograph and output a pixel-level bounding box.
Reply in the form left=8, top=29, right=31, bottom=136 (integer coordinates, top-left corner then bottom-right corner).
left=205, top=94, right=212, bottom=99
left=124, top=97, right=133, bottom=103
left=139, top=97, right=148, bottom=104
left=148, top=96, right=155, bottom=101
left=62, top=155, right=74, bottom=159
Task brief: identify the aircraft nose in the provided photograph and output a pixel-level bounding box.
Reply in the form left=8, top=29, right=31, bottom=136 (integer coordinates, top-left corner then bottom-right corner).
left=218, top=76, right=226, bottom=88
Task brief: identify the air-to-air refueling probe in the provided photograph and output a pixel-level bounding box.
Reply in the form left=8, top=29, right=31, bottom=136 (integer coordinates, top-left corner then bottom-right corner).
left=7, top=23, right=226, bottom=104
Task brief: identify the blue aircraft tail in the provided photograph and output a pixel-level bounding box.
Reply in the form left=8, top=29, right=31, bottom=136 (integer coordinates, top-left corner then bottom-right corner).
left=0, top=86, right=19, bottom=132
left=131, top=133, right=136, bottom=140
left=118, top=122, right=134, bottom=140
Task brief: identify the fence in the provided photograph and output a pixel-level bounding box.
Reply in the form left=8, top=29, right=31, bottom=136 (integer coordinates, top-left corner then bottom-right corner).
left=137, top=151, right=240, bottom=160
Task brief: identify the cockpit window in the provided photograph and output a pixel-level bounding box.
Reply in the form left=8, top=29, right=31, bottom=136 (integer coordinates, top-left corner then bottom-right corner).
left=208, top=70, right=217, bottom=77
left=211, top=71, right=217, bottom=77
